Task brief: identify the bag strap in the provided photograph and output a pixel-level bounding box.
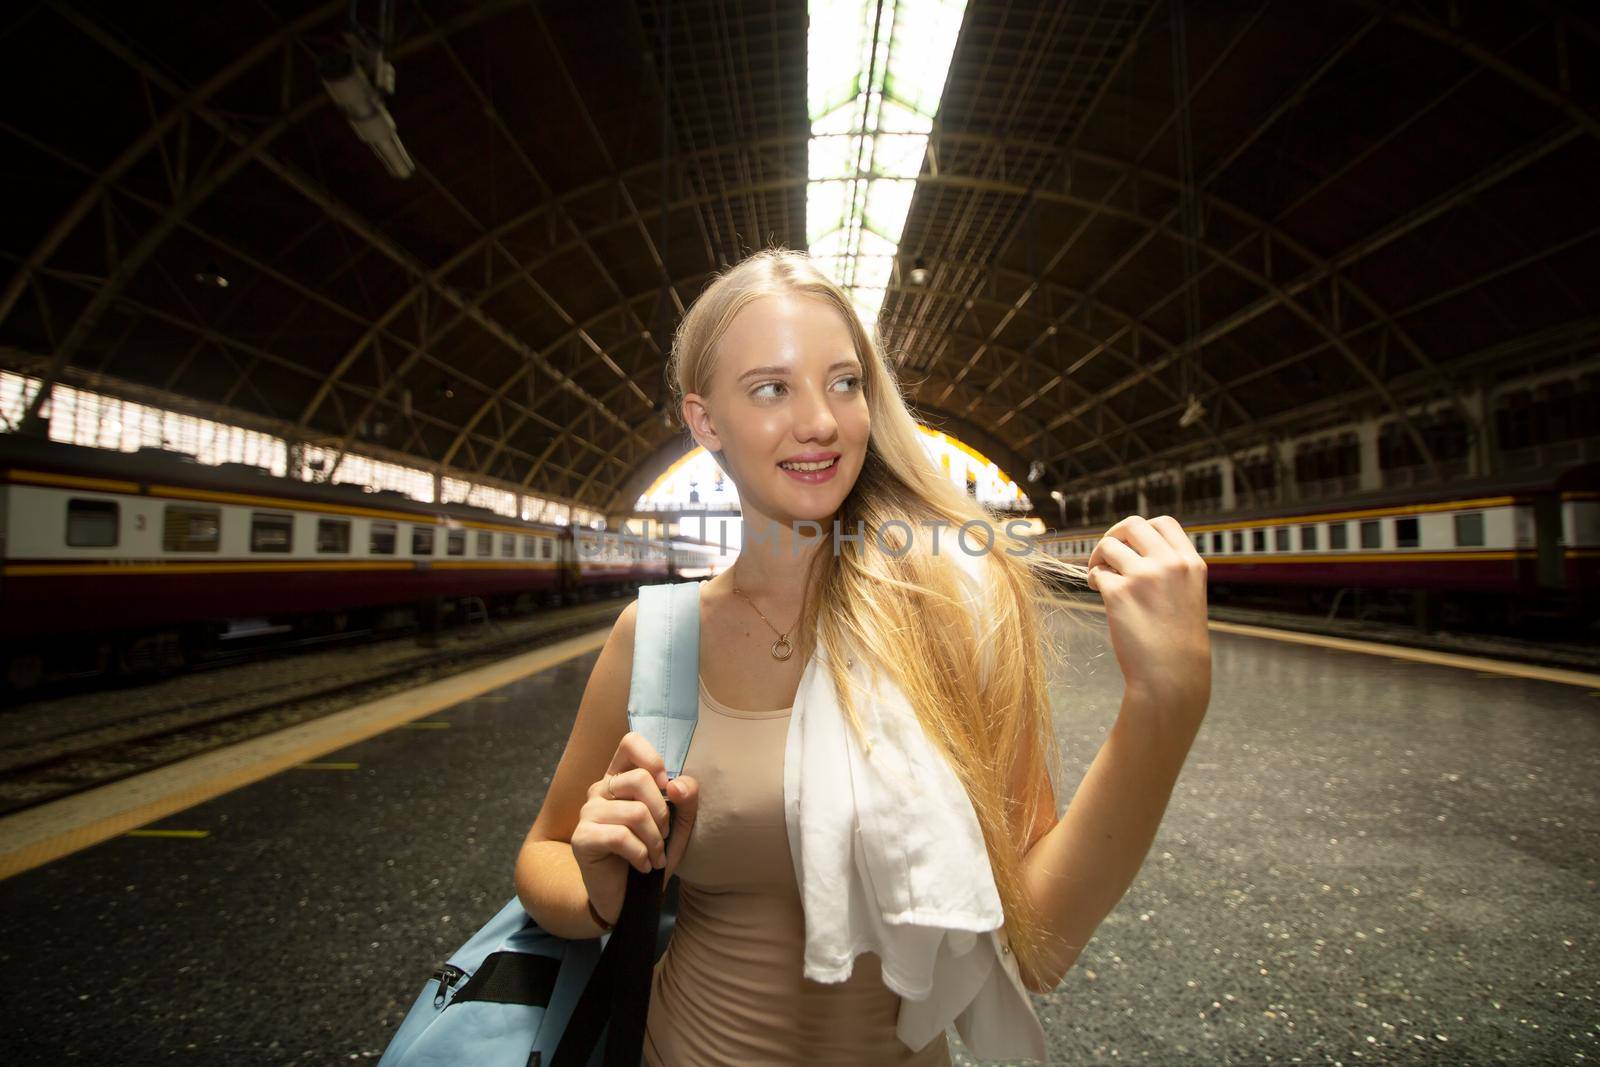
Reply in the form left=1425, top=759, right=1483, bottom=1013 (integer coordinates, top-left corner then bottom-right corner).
left=626, top=580, right=703, bottom=780
left=551, top=581, right=703, bottom=1067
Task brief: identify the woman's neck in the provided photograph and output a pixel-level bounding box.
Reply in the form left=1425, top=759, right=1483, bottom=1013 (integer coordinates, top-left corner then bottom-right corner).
left=727, top=509, right=830, bottom=606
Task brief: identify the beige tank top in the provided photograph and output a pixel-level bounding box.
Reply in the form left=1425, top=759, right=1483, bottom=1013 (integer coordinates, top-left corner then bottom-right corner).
left=642, top=676, right=951, bottom=1067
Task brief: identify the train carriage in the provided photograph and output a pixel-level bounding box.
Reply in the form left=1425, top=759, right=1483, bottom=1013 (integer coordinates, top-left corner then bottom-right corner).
left=1033, top=462, right=1600, bottom=630
left=0, top=434, right=681, bottom=690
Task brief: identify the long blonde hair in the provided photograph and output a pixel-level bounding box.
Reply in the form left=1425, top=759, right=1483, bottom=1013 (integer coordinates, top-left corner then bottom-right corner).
left=666, top=246, right=1092, bottom=986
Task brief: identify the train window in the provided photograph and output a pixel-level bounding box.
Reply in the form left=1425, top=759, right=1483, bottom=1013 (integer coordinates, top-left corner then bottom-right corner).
left=1274, top=527, right=1290, bottom=551
left=1251, top=529, right=1266, bottom=553
left=1454, top=512, right=1485, bottom=547
left=1395, top=516, right=1419, bottom=549
left=1192, top=534, right=1203, bottom=553
left=1211, top=532, right=1224, bottom=553
left=1328, top=522, right=1348, bottom=549
left=164, top=505, right=220, bottom=552
left=67, top=499, right=118, bottom=547
left=370, top=522, right=397, bottom=555
left=501, top=534, right=515, bottom=558
left=1299, top=523, right=1318, bottom=550
left=447, top=529, right=465, bottom=556
left=521, top=536, right=536, bottom=558
left=1360, top=519, right=1382, bottom=549
left=412, top=526, right=435, bottom=555
left=541, top=538, right=553, bottom=560
left=251, top=513, right=293, bottom=553
left=1230, top=530, right=1243, bottom=552
left=476, top=531, right=493, bottom=557
left=317, top=519, right=351, bottom=553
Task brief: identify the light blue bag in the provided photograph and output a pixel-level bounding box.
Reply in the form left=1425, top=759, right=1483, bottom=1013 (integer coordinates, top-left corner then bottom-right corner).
left=379, top=580, right=703, bottom=1067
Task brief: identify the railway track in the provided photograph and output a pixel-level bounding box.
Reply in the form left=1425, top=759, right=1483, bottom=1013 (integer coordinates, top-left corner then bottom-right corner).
left=0, top=601, right=627, bottom=818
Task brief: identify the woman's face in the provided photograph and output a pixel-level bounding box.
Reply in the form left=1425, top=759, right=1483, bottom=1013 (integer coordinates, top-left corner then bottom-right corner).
left=683, top=293, right=871, bottom=528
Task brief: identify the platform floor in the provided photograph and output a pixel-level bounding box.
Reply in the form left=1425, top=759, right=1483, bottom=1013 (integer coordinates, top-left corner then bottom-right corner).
left=3, top=607, right=1596, bottom=1064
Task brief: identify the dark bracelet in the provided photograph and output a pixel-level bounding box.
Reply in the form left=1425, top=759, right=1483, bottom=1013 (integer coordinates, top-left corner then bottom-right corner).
left=587, top=896, right=615, bottom=932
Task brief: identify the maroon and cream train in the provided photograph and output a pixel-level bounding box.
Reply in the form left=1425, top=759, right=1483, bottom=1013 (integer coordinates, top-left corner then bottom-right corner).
left=1034, top=461, right=1600, bottom=631
left=0, top=434, right=706, bottom=690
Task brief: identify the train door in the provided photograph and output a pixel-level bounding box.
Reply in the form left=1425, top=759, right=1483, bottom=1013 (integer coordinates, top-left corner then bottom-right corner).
left=557, top=526, right=577, bottom=602
left=1533, top=492, right=1564, bottom=589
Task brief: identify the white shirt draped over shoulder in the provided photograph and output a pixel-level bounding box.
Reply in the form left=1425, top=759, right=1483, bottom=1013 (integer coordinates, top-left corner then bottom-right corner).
left=780, top=548, right=1047, bottom=1060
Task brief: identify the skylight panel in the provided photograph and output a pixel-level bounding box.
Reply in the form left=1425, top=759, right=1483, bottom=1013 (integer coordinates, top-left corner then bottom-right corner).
left=807, top=0, right=967, bottom=336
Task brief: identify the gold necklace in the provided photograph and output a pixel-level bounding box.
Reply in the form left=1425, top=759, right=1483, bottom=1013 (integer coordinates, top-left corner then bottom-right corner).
left=730, top=566, right=800, bottom=661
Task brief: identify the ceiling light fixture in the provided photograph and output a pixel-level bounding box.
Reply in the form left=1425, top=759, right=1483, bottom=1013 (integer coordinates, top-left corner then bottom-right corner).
left=193, top=262, right=229, bottom=288
left=319, top=30, right=413, bottom=180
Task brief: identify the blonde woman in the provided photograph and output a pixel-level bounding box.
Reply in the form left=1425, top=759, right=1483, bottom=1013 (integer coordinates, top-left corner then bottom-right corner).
left=514, top=248, right=1213, bottom=1065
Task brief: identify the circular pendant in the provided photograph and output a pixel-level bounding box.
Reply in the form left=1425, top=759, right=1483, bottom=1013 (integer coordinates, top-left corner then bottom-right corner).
left=771, top=636, right=793, bottom=661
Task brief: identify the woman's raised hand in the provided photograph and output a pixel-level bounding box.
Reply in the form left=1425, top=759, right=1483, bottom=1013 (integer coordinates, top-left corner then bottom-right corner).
left=570, top=731, right=699, bottom=925
left=1085, top=514, right=1212, bottom=720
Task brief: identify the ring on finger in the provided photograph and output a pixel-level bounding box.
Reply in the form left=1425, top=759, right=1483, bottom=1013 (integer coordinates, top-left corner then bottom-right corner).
left=603, top=773, right=616, bottom=800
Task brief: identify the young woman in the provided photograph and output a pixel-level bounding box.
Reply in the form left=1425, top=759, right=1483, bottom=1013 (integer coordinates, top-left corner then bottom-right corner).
left=513, top=248, right=1213, bottom=1065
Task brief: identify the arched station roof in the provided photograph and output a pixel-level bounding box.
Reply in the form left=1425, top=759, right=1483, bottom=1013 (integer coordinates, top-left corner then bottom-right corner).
left=1, top=1, right=1595, bottom=513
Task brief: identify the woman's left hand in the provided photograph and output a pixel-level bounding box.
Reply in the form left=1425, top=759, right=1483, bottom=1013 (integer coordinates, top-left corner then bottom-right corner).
left=1085, top=515, right=1212, bottom=719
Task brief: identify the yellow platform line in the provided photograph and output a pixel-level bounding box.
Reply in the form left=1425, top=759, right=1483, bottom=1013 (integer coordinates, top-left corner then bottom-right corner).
left=296, top=762, right=359, bottom=771
left=124, top=829, right=209, bottom=839
left=1054, top=597, right=1600, bottom=688
left=0, top=628, right=609, bottom=881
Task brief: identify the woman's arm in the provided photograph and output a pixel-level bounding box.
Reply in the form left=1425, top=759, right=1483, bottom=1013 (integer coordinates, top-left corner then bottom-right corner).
left=513, top=600, right=638, bottom=938
left=1016, top=513, right=1212, bottom=994
left=1015, top=690, right=1206, bottom=994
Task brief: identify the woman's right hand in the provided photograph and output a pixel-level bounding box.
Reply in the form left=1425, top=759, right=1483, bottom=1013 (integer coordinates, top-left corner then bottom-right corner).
left=570, top=731, right=699, bottom=925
